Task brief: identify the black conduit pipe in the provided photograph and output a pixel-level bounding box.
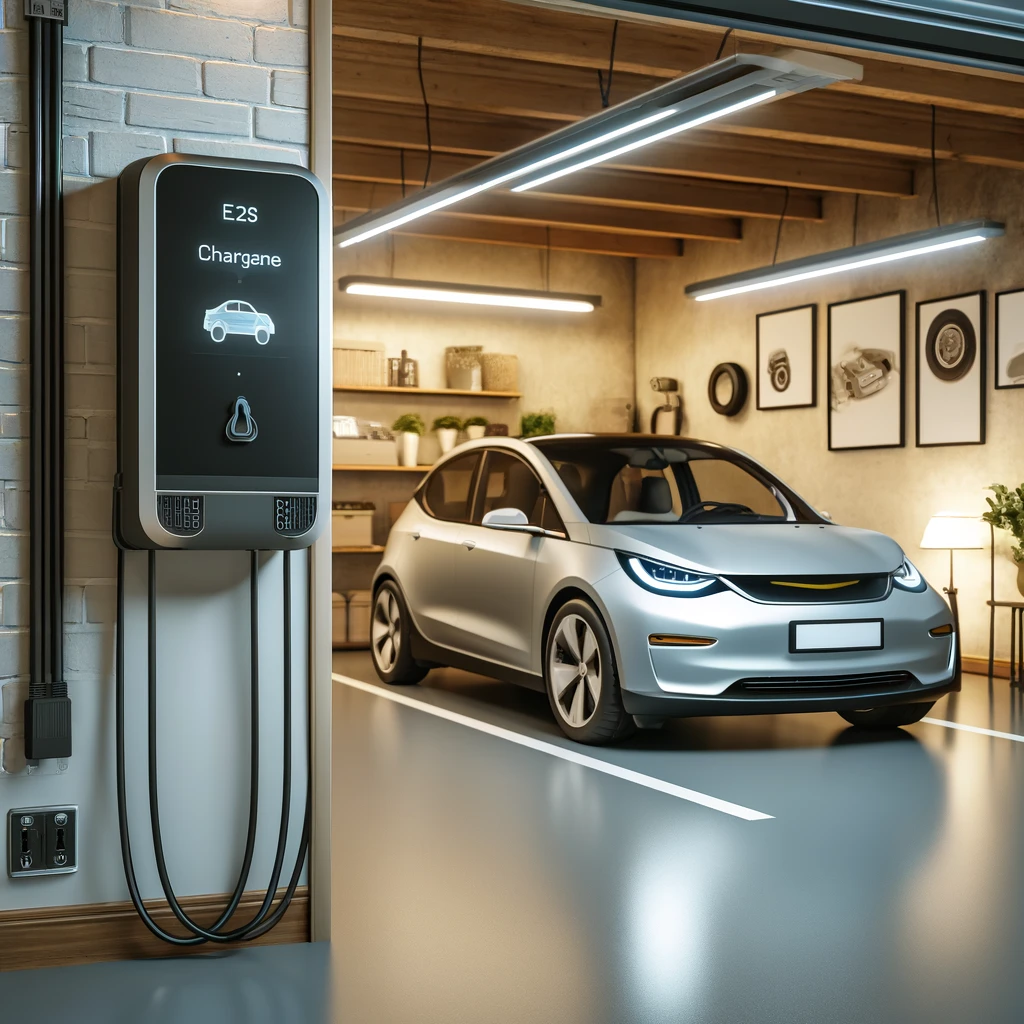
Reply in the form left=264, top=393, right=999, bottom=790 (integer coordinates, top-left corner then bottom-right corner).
left=25, top=11, right=70, bottom=760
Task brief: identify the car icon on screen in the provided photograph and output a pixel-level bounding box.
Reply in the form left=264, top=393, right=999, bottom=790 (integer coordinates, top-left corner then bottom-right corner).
left=203, top=300, right=275, bottom=345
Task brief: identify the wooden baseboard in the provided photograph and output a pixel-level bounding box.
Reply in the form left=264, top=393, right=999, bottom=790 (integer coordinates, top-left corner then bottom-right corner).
left=0, top=886, right=309, bottom=973
left=963, top=656, right=1011, bottom=679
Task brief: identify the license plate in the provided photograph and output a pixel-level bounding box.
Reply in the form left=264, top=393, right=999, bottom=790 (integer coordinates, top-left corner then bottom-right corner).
left=790, top=619, right=883, bottom=653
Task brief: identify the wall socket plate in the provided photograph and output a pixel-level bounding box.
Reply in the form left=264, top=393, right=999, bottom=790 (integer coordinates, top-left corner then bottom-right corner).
left=7, top=806, right=78, bottom=877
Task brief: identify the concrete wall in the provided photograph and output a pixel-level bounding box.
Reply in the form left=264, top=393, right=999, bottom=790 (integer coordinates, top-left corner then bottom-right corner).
left=0, top=0, right=311, bottom=913
left=635, top=160, right=1024, bottom=663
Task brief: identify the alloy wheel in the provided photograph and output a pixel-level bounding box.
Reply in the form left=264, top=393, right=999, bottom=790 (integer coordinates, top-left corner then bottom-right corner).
left=549, top=614, right=602, bottom=728
left=372, top=589, right=401, bottom=672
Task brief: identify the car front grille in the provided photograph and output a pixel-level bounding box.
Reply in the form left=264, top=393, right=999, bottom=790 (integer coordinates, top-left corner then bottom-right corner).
left=730, top=670, right=914, bottom=696
left=724, top=574, right=891, bottom=604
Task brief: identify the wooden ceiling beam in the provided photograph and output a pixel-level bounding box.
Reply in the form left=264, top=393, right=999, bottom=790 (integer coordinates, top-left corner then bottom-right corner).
left=333, top=99, right=916, bottom=197
left=333, top=180, right=742, bottom=241
left=332, top=143, right=824, bottom=221
left=333, top=37, right=1024, bottom=171
left=332, top=0, right=1024, bottom=121
left=334, top=210, right=685, bottom=259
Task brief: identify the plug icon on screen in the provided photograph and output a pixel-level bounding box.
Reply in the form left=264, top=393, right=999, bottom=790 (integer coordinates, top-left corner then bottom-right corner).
left=226, top=396, right=258, bottom=442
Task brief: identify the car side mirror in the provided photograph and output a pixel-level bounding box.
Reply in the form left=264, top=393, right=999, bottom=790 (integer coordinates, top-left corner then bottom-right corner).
left=482, top=507, right=531, bottom=530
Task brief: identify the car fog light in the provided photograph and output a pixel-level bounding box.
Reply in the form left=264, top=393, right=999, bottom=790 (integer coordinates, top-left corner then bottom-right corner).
left=929, top=623, right=954, bottom=637
left=649, top=634, right=718, bottom=647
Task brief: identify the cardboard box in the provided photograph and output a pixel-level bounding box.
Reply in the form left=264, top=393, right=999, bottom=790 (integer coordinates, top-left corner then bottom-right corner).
left=347, top=590, right=372, bottom=645
left=332, top=593, right=347, bottom=647
left=332, top=506, right=374, bottom=547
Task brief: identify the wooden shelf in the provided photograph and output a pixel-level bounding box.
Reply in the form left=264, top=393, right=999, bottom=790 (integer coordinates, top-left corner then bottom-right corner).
left=333, top=642, right=371, bottom=651
left=334, top=384, right=521, bottom=399
left=332, top=545, right=385, bottom=554
left=332, top=464, right=428, bottom=472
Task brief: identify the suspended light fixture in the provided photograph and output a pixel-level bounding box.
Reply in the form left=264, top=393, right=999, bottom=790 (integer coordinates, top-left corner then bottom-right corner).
left=334, top=50, right=862, bottom=250
left=338, top=276, right=601, bottom=313
left=685, top=220, right=1005, bottom=302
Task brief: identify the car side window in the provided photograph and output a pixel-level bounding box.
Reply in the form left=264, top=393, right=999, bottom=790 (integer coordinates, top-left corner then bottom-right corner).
left=226, top=301, right=239, bottom=312
left=241, top=302, right=255, bottom=312
left=476, top=451, right=565, bottom=533
left=421, top=452, right=481, bottom=523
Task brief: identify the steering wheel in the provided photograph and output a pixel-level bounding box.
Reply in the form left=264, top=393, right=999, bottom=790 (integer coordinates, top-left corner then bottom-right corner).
left=678, top=501, right=755, bottom=524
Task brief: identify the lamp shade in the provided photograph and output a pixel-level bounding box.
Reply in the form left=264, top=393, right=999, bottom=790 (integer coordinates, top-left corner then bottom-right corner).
left=919, top=512, right=986, bottom=550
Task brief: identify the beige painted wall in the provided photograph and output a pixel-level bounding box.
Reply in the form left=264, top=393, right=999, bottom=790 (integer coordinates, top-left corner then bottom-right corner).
left=636, top=161, right=1024, bottom=662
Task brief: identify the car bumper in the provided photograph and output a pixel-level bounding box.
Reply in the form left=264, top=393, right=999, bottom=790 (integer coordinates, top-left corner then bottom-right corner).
left=593, top=568, right=958, bottom=715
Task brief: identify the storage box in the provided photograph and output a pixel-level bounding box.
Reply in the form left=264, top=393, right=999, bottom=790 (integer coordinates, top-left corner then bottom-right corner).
left=332, top=503, right=374, bottom=548
left=332, top=437, right=398, bottom=466
left=332, top=593, right=347, bottom=647
left=333, top=345, right=387, bottom=386
left=346, top=590, right=372, bottom=645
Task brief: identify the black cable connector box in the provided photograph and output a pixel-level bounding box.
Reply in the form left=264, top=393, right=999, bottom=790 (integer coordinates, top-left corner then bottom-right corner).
left=24, top=696, right=72, bottom=760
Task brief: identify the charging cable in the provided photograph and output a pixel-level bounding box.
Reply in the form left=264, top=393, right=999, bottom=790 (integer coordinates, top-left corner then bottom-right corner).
left=116, top=547, right=310, bottom=945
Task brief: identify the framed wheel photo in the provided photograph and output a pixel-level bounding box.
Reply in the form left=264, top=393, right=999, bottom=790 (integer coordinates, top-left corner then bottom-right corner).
left=916, top=291, right=986, bottom=447
left=827, top=291, right=905, bottom=452
left=995, top=288, right=1024, bottom=389
left=756, top=304, right=817, bottom=411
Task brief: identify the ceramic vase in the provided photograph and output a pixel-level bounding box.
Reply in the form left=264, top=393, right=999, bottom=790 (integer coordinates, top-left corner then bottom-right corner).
left=1017, top=559, right=1024, bottom=598
left=436, top=428, right=459, bottom=455
left=397, top=431, right=420, bottom=467
left=465, top=425, right=487, bottom=441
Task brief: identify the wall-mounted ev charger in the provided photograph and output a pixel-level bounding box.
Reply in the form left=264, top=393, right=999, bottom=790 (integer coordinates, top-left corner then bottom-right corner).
left=114, top=154, right=330, bottom=945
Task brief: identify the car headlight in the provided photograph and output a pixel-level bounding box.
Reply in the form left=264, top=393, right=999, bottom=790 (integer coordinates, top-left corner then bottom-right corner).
left=892, top=557, right=927, bottom=593
left=618, top=553, right=724, bottom=597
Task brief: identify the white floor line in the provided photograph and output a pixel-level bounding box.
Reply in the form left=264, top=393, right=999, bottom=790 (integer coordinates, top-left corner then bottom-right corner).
left=333, top=673, right=773, bottom=822
left=921, top=717, right=1024, bottom=744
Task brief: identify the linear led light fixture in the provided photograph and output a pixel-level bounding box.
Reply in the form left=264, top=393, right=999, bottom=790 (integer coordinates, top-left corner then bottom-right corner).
left=334, top=49, right=862, bottom=250
left=686, top=220, right=1006, bottom=302
left=339, top=276, right=602, bottom=313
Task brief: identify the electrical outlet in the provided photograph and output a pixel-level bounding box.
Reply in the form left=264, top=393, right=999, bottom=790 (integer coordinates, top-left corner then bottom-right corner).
left=7, top=807, right=78, bottom=877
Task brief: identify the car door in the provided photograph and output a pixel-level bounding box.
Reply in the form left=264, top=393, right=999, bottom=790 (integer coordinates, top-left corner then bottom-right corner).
left=224, top=301, right=245, bottom=335
left=454, top=450, right=553, bottom=672
left=238, top=301, right=258, bottom=334
left=400, top=450, right=482, bottom=650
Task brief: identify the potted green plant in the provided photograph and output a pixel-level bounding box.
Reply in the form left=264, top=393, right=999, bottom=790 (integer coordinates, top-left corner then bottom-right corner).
left=432, top=415, right=462, bottom=456
left=462, top=415, right=489, bottom=441
left=520, top=411, right=556, bottom=438
left=984, top=483, right=1024, bottom=595
left=392, top=413, right=425, bottom=467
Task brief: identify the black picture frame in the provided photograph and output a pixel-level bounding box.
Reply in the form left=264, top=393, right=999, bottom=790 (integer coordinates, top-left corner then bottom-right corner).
left=826, top=290, right=906, bottom=452
left=915, top=290, right=987, bottom=449
left=995, top=287, right=1024, bottom=390
left=755, top=303, right=817, bottom=412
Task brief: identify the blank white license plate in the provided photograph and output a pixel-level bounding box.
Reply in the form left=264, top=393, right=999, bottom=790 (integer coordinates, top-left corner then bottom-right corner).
left=791, top=619, right=883, bottom=653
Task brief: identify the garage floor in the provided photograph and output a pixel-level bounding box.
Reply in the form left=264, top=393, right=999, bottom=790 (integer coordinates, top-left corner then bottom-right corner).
left=331, top=653, right=1024, bottom=1024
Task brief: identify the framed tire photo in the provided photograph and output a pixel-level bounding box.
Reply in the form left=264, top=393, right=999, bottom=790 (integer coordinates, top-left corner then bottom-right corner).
left=827, top=291, right=905, bottom=451
left=916, top=291, right=986, bottom=447
left=756, top=304, right=817, bottom=411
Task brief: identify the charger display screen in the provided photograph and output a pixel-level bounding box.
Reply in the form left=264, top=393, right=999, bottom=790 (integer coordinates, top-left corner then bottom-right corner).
left=153, top=164, right=319, bottom=491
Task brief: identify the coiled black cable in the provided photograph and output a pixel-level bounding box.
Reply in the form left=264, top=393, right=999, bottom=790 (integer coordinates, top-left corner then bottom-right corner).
left=116, top=548, right=310, bottom=945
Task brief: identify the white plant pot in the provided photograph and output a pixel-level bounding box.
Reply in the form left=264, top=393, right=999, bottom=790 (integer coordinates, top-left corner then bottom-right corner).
left=465, top=425, right=487, bottom=441
left=397, top=431, right=420, bottom=467
left=436, top=428, right=459, bottom=455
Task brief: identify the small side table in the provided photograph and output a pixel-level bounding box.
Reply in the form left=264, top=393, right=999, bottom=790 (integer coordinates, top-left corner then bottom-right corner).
left=987, top=600, right=1024, bottom=686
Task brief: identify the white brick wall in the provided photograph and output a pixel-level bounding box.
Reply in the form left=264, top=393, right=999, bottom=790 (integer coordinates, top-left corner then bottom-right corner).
left=0, top=2, right=309, bottom=775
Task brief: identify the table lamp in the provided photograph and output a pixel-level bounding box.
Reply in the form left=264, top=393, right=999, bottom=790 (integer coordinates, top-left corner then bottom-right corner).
left=919, top=511, right=986, bottom=639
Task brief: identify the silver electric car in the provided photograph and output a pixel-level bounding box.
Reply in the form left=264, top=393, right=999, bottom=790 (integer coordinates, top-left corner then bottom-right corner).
left=370, top=436, right=957, bottom=744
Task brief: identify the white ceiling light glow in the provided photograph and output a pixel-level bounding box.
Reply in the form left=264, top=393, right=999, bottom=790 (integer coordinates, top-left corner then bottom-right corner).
left=685, top=221, right=1005, bottom=302
left=339, top=276, right=601, bottom=313
left=334, top=50, right=862, bottom=249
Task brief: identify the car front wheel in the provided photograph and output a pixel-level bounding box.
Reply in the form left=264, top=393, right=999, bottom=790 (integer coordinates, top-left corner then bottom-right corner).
left=838, top=701, right=935, bottom=729
left=210, top=323, right=226, bottom=342
left=544, top=599, right=632, bottom=745
left=370, top=581, right=427, bottom=685
left=255, top=327, right=270, bottom=345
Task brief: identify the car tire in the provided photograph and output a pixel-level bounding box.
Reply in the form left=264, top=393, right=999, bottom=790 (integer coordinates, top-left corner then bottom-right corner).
left=925, top=309, right=976, bottom=381
left=210, top=323, right=226, bottom=343
left=544, top=599, right=633, bottom=745
left=255, top=328, right=270, bottom=345
left=838, top=701, right=936, bottom=730
left=370, top=581, right=428, bottom=686
left=708, top=362, right=748, bottom=417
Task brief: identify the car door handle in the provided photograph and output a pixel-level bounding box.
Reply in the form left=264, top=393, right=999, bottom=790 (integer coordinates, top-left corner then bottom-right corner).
left=411, top=531, right=421, bottom=540
left=461, top=539, right=476, bottom=550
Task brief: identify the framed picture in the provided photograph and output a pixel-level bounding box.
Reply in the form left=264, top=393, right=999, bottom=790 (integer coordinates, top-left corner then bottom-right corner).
left=916, top=291, right=986, bottom=448
left=756, top=304, right=817, bottom=411
left=827, top=291, right=905, bottom=451
left=995, top=288, right=1024, bottom=389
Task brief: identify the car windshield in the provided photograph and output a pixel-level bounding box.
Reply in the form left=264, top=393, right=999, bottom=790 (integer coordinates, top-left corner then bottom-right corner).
left=531, top=438, right=823, bottom=525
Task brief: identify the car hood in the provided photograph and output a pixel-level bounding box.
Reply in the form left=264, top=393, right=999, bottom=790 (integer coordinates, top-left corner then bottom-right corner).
left=588, top=522, right=904, bottom=576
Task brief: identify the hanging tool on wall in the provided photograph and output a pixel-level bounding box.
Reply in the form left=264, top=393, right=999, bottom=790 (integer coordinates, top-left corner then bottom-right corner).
left=24, top=1, right=71, bottom=762
left=650, top=377, right=684, bottom=435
